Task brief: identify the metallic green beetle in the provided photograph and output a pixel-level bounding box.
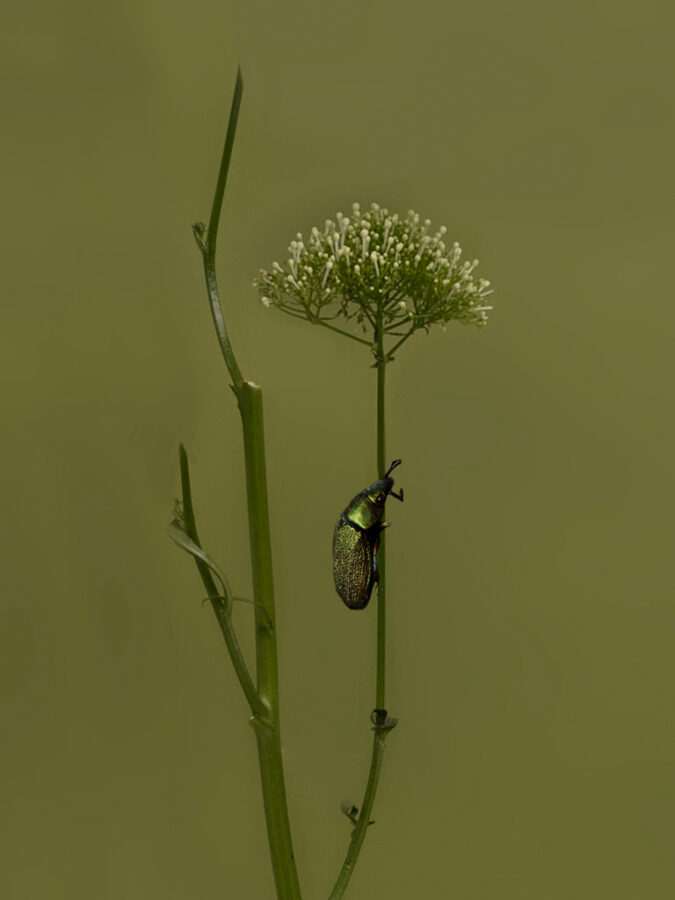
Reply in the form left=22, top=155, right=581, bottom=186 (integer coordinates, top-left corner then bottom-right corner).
left=333, top=460, right=404, bottom=610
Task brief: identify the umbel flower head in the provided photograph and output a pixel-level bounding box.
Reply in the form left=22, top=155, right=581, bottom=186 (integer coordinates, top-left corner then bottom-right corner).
left=255, top=202, right=493, bottom=358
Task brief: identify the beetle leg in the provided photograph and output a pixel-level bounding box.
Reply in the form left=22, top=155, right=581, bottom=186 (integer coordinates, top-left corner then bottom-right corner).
left=372, top=534, right=381, bottom=585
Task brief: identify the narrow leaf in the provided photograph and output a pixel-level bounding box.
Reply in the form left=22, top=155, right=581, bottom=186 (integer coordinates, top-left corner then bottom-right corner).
left=167, top=519, right=232, bottom=611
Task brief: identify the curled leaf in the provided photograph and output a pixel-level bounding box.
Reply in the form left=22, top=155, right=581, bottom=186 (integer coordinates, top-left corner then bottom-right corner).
left=167, top=519, right=233, bottom=613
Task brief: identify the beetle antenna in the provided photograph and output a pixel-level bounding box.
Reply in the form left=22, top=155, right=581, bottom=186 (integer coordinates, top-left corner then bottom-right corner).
left=385, top=459, right=402, bottom=477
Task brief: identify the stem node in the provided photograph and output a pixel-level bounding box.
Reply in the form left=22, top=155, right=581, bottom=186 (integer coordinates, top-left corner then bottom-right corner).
left=192, top=221, right=206, bottom=250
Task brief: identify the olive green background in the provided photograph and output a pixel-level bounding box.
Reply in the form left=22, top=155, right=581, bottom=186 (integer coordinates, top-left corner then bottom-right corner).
left=3, top=1, right=674, bottom=897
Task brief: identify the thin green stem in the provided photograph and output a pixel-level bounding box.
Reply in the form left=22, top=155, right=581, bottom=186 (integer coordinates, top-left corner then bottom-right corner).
left=375, top=319, right=387, bottom=710
left=206, top=69, right=242, bottom=248
left=317, top=319, right=372, bottom=347
left=270, top=311, right=369, bottom=348
left=328, top=304, right=395, bottom=900
left=198, top=66, right=244, bottom=391
left=178, top=444, right=265, bottom=721
left=386, top=325, right=416, bottom=360
left=327, top=729, right=387, bottom=900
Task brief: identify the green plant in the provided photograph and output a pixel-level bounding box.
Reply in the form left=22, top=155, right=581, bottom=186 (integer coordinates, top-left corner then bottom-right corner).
left=169, top=68, right=493, bottom=900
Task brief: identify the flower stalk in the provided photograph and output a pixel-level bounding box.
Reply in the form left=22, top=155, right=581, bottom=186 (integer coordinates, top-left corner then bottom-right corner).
left=258, top=201, right=494, bottom=896
left=327, top=318, right=396, bottom=899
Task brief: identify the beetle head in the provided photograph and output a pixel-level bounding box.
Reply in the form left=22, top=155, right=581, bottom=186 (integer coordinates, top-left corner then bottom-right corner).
left=366, top=459, right=404, bottom=508
left=343, top=460, right=404, bottom=530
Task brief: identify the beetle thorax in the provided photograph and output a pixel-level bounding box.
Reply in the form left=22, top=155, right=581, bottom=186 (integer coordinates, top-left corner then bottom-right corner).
left=344, top=477, right=392, bottom=531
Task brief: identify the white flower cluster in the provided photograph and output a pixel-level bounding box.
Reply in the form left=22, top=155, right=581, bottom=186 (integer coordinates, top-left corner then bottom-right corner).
left=255, top=202, right=493, bottom=334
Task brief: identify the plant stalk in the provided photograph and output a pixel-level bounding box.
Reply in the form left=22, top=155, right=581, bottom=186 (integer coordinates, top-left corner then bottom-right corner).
left=238, top=384, right=302, bottom=900
left=328, top=307, right=395, bottom=899
left=375, top=316, right=387, bottom=710
left=194, top=68, right=302, bottom=900
left=327, top=732, right=387, bottom=899
left=177, top=444, right=264, bottom=720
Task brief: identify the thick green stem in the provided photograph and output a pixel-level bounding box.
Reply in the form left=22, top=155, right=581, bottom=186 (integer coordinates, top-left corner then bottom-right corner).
left=238, top=383, right=302, bottom=900
left=193, top=69, right=301, bottom=899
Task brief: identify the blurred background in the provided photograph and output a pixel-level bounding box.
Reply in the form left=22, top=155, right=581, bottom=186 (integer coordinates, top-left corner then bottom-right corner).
left=3, top=0, right=674, bottom=897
